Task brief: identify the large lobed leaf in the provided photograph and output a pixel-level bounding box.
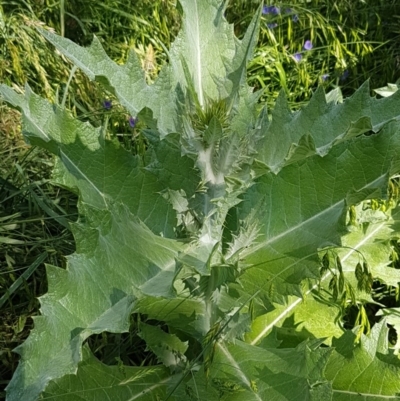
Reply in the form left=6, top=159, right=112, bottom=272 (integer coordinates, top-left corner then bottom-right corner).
left=0, top=85, right=199, bottom=238
left=327, top=321, right=400, bottom=400
left=257, top=82, right=400, bottom=173
left=41, top=346, right=177, bottom=401
left=212, top=321, right=400, bottom=401
left=38, top=0, right=259, bottom=136
left=35, top=323, right=400, bottom=401
left=212, top=339, right=333, bottom=400
left=41, top=346, right=221, bottom=401
left=236, top=120, right=400, bottom=302
left=245, top=201, right=400, bottom=348
left=5, top=201, right=183, bottom=401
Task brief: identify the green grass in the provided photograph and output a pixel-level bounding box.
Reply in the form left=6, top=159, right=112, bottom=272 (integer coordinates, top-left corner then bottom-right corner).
left=1, top=0, right=400, bottom=399
left=227, top=0, right=400, bottom=108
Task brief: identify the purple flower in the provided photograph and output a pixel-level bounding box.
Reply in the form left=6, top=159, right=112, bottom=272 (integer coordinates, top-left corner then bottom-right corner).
left=292, top=14, right=299, bottom=23
left=103, top=100, right=112, bottom=110
left=285, top=7, right=292, bottom=13
left=340, top=70, right=349, bottom=81
left=270, top=6, right=280, bottom=14
left=321, top=74, right=329, bottom=81
left=262, top=5, right=280, bottom=15
left=293, top=53, right=302, bottom=62
left=128, top=116, right=138, bottom=128
left=303, top=40, right=313, bottom=51
left=262, top=5, right=272, bottom=14
left=267, top=22, right=278, bottom=29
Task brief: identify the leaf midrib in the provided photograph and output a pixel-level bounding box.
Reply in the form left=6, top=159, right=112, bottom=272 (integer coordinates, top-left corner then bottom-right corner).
left=247, top=174, right=387, bottom=256
left=249, top=188, right=392, bottom=345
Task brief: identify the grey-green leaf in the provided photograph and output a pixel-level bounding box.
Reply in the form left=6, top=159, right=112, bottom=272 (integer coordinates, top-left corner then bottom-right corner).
left=326, top=321, right=400, bottom=400
left=212, top=340, right=332, bottom=400
left=6, top=203, right=183, bottom=401
left=238, top=120, right=400, bottom=302
left=257, top=82, right=400, bottom=173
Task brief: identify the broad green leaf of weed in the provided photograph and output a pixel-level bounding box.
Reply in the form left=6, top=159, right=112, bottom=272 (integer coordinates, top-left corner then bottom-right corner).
left=4, top=201, right=183, bottom=401
left=211, top=339, right=333, bottom=400
left=138, top=322, right=188, bottom=369
left=42, top=346, right=221, bottom=401
left=37, top=0, right=254, bottom=137
left=326, top=321, right=400, bottom=400
left=244, top=202, right=400, bottom=347
left=41, top=346, right=175, bottom=401
left=0, top=85, right=199, bottom=237
left=246, top=294, right=344, bottom=347
left=235, top=120, right=400, bottom=303
left=256, top=82, right=400, bottom=173
left=338, top=205, right=400, bottom=288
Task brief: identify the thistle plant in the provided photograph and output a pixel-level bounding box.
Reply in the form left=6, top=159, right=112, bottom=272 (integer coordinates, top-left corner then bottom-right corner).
left=1, top=1, right=400, bottom=400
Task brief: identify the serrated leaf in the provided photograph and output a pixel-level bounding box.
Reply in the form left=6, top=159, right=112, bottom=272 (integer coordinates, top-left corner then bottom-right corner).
left=237, top=121, right=400, bottom=302
left=138, top=322, right=188, bottom=368
left=38, top=29, right=177, bottom=135
left=41, top=346, right=178, bottom=401
left=339, top=206, right=400, bottom=289
left=0, top=85, right=200, bottom=237
left=170, top=0, right=236, bottom=107
left=374, top=83, right=399, bottom=98
left=243, top=205, right=400, bottom=346
left=42, top=346, right=220, bottom=401
left=256, top=82, right=400, bottom=172
left=326, top=321, right=400, bottom=400
left=37, top=0, right=246, bottom=135
left=212, top=340, right=333, bottom=400
left=6, top=203, right=183, bottom=401
left=226, top=5, right=261, bottom=98
left=246, top=294, right=344, bottom=347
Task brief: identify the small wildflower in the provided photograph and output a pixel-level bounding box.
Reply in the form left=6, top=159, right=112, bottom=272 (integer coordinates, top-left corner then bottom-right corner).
left=267, top=22, right=278, bottom=29
left=128, top=116, right=138, bottom=128
left=284, top=7, right=292, bottom=13
left=340, top=70, right=349, bottom=81
left=262, top=5, right=272, bottom=14
left=321, top=74, right=329, bottom=81
left=270, top=6, right=280, bottom=15
left=293, top=53, right=302, bottom=62
left=262, top=5, right=280, bottom=15
left=303, top=40, right=313, bottom=51
left=292, top=14, right=299, bottom=23
left=103, top=99, right=112, bottom=110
